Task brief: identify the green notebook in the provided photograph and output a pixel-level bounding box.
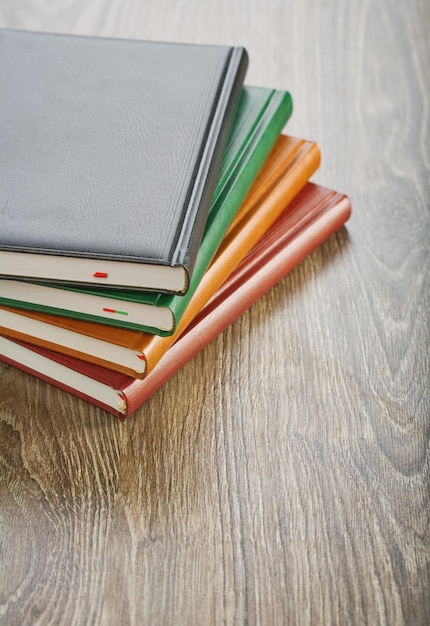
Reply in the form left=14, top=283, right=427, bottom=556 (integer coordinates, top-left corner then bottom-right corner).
left=0, top=87, right=293, bottom=335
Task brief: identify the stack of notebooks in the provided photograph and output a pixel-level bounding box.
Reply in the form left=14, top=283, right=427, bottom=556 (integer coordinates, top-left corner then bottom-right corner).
left=0, top=28, right=351, bottom=419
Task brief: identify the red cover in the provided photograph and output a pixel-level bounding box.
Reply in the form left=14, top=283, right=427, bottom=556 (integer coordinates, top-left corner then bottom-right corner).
left=0, top=183, right=351, bottom=419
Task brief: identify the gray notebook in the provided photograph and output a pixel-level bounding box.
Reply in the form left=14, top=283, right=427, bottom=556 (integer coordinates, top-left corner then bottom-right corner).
left=0, top=28, right=248, bottom=293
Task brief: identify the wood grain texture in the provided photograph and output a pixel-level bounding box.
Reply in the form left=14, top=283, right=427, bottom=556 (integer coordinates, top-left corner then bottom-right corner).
left=0, top=1, right=429, bottom=624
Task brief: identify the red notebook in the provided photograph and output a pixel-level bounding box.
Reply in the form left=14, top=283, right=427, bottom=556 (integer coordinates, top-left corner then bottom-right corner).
left=0, top=183, right=351, bottom=419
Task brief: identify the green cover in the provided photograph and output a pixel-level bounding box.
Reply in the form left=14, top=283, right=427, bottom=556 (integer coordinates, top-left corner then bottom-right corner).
left=3, top=86, right=293, bottom=334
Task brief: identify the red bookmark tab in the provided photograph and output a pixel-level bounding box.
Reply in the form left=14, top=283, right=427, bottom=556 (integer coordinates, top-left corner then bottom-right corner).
left=93, top=272, right=108, bottom=278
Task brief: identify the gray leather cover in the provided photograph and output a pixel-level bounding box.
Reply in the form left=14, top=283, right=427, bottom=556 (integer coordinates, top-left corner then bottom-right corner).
left=0, top=29, right=247, bottom=277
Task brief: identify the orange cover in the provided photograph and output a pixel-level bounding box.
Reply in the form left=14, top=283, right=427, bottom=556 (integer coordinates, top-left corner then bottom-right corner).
left=0, top=135, right=320, bottom=377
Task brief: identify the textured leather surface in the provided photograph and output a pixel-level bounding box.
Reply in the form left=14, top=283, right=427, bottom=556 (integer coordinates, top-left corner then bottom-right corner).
left=0, top=28, right=247, bottom=270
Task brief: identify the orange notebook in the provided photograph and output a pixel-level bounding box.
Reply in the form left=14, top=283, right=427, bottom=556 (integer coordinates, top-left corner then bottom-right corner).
left=0, top=135, right=320, bottom=378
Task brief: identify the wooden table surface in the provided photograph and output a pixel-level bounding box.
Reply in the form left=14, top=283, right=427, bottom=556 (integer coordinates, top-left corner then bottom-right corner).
left=1, top=1, right=429, bottom=624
